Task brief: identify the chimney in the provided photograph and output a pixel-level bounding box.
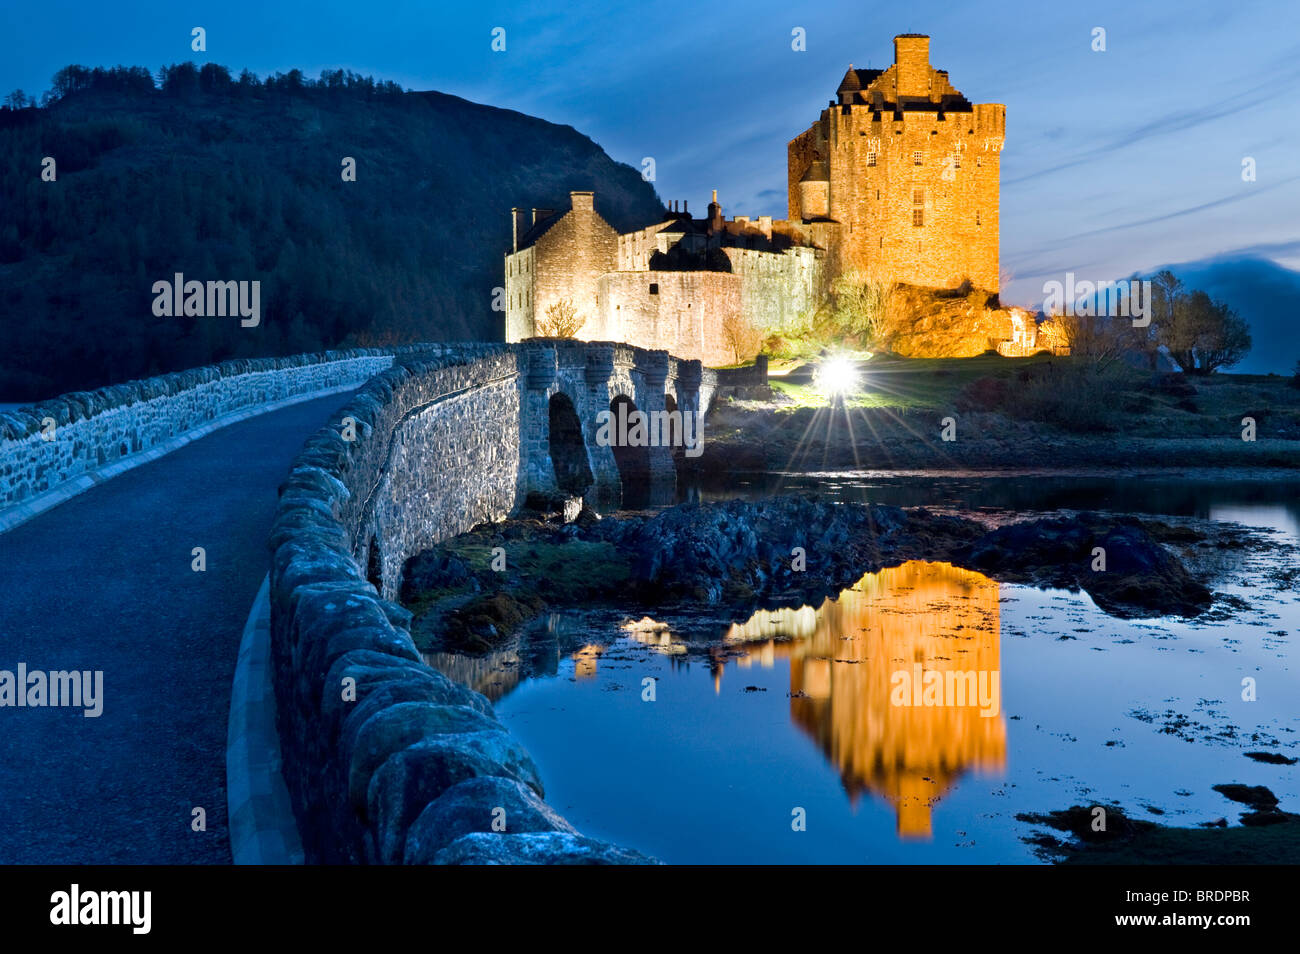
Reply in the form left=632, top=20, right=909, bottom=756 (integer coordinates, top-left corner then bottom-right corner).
left=683, top=200, right=688, bottom=215
left=893, top=34, right=931, bottom=98
left=531, top=208, right=540, bottom=225
left=511, top=207, right=521, bottom=252
left=570, top=190, right=594, bottom=212
left=707, top=190, right=722, bottom=232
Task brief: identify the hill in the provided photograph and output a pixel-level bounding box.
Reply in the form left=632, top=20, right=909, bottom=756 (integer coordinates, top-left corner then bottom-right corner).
left=0, top=64, right=665, bottom=400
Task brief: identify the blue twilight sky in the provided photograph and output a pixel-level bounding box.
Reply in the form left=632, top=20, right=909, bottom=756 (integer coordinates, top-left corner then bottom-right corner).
left=2, top=0, right=1298, bottom=307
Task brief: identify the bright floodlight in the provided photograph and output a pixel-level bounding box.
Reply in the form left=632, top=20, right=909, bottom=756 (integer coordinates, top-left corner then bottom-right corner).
left=815, top=355, right=860, bottom=399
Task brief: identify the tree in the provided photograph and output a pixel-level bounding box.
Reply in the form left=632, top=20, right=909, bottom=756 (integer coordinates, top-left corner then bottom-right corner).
left=4, top=90, right=28, bottom=109
left=1150, top=273, right=1252, bottom=374
left=829, top=269, right=893, bottom=345
left=536, top=298, right=584, bottom=338
left=1055, top=311, right=1140, bottom=372
left=721, top=310, right=764, bottom=364
left=1191, top=297, right=1251, bottom=374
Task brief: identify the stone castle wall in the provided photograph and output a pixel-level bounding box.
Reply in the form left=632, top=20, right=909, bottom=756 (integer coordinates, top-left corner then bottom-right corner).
left=517, top=192, right=618, bottom=340
left=596, top=271, right=743, bottom=367
left=723, top=246, right=825, bottom=333
left=787, top=41, right=1004, bottom=293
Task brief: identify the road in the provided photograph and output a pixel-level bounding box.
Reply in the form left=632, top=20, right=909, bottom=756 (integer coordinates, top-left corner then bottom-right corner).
left=0, top=394, right=348, bottom=863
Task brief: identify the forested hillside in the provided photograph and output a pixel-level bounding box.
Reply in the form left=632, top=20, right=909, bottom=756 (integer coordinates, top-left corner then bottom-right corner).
left=0, top=64, right=665, bottom=399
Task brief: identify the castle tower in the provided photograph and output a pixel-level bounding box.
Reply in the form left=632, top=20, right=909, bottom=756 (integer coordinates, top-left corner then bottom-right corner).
left=787, top=34, right=1005, bottom=292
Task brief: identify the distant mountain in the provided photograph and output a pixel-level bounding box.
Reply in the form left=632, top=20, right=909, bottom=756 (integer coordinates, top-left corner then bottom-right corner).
left=0, top=64, right=665, bottom=400
left=1152, top=254, right=1300, bottom=376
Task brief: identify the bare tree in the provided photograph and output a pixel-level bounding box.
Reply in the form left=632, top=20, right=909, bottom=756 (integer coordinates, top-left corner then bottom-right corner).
left=829, top=269, right=894, bottom=346
left=1054, top=311, right=1139, bottom=371
left=721, top=310, right=764, bottom=364
left=536, top=298, right=584, bottom=338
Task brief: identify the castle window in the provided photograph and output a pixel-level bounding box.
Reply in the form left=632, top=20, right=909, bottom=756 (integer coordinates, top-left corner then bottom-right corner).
left=913, top=151, right=923, bottom=165
left=867, top=152, right=877, bottom=167
left=649, top=283, right=659, bottom=295
left=952, top=153, right=961, bottom=169
left=976, top=211, right=981, bottom=225
left=913, top=188, right=924, bottom=205
left=912, top=209, right=924, bottom=227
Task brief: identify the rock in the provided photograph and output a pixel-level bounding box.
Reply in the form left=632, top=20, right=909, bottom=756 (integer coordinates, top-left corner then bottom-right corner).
left=367, top=739, right=533, bottom=865
left=346, top=702, right=501, bottom=812
left=961, top=513, right=1212, bottom=618
left=403, top=776, right=574, bottom=863
left=1212, top=783, right=1279, bottom=809
left=433, top=831, right=660, bottom=865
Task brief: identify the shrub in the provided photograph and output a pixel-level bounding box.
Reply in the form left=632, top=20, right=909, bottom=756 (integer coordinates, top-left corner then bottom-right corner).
left=1008, top=362, right=1126, bottom=433
left=958, top=376, right=1008, bottom=412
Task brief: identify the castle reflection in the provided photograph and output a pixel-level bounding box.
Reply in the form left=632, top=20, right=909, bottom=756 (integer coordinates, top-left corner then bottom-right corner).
left=720, top=560, right=1007, bottom=838
left=429, top=560, right=1008, bottom=838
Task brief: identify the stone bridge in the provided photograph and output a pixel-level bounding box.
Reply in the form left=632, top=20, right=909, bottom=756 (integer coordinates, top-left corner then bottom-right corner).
left=356, top=340, right=714, bottom=602
left=0, top=340, right=714, bottom=865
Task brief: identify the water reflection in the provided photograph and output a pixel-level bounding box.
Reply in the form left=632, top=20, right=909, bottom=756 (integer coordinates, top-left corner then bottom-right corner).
left=721, top=561, right=1007, bottom=837
left=429, top=561, right=1012, bottom=839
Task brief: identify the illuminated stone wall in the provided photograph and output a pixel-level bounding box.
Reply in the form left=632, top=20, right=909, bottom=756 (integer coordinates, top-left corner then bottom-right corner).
left=595, top=271, right=743, bottom=368
left=788, top=35, right=1004, bottom=292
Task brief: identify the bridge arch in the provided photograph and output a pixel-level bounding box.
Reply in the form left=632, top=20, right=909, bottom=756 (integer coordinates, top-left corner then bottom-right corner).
left=548, top=392, right=593, bottom=496
left=607, top=394, right=652, bottom=508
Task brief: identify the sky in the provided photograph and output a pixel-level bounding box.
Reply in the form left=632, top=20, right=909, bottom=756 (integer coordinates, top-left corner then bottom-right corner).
left=2, top=0, right=1299, bottom=307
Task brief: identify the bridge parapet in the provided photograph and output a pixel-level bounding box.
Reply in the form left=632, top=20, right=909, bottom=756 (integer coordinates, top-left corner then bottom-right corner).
left=0, top=347, right=439, bottom=529
left=270, top=338, right=714, bottom=864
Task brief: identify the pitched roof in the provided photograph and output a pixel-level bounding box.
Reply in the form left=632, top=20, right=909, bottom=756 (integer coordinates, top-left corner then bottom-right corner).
left=515, top=210, right=565, bottom=251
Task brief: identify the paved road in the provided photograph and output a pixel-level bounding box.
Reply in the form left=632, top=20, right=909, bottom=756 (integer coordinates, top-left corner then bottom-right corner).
left=0, top=394, right=349, bottom=863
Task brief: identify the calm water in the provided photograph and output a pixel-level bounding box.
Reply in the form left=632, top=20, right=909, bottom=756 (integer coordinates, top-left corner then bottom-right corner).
left=428, top=473, right=1300, bottom=863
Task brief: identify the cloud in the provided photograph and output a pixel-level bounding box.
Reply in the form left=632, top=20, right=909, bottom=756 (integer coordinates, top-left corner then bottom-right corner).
left=1006, top=44, right=1300, bottom=186
left=1060, top=174, right=1300, bottom=242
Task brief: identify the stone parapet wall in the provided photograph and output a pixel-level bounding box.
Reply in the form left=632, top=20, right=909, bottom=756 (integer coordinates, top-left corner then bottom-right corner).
left=267, top=341, right=693, bottom=864
left=0, top=348, right=422, bottom=510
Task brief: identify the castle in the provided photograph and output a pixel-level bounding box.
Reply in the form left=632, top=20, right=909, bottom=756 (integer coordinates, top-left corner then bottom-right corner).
left=505, top=34, right=1007, bottom=366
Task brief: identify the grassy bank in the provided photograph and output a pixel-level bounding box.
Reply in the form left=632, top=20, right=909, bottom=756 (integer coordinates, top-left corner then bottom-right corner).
left=707, top=354, right=1300, bottom=471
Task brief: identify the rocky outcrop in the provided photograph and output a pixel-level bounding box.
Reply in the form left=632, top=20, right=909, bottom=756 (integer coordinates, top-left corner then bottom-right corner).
left=962, top=513, right=1213, bottom=617
left=566, top=496, right=1213, bottom=620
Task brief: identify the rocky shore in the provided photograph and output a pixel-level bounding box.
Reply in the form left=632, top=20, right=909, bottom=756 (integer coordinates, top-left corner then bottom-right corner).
left=402, top=495, right=1223, bottom=652
left=1019, top=785, right=1300, bottom=864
